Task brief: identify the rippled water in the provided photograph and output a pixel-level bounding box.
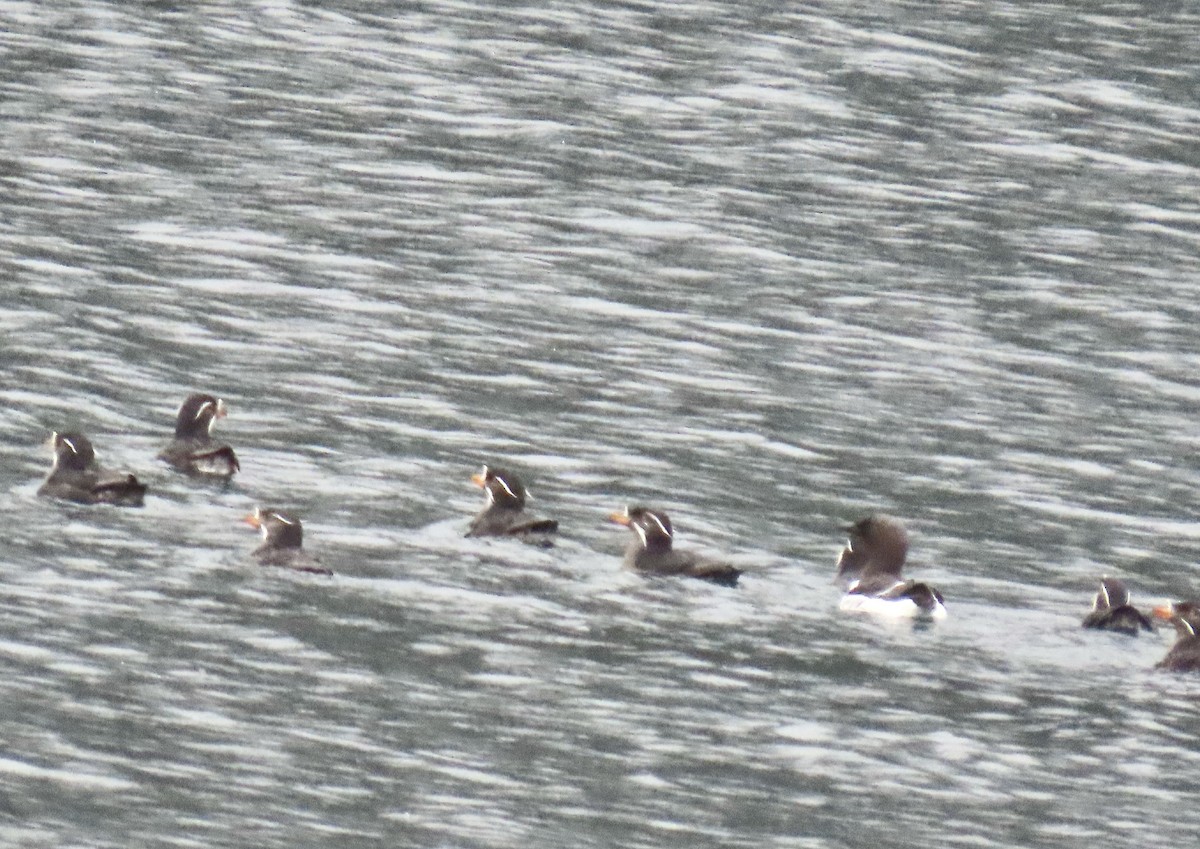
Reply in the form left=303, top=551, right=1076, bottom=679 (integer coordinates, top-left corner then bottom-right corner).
left=3, top=1, right=1200, bottom=846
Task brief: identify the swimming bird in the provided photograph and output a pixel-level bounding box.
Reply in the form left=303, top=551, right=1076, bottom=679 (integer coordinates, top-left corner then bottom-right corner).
left=834, top=514, right=945, bottom=619
left=242, top=507, right=331, bottom=575
left=159, top=393, right=239, bottom=479
left=38, top=431, right=146, bottom=506
left=466, top=465, right=558, bottom=541
left=1151, top=600, right=1200, bottom=672
left=1081, top=577, right=1153, bottom=635
left=609, top=505, right=740, bottom=587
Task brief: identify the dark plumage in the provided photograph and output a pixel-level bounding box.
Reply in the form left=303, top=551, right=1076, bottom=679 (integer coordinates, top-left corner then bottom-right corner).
left=1081, top=577, right=1153, bottom=636
left=1152, top=601, right=1200, bottom=673
left=466, top=465, right=558, bottom=541
left=159, top=393, right=239, bottom=479
left=242, top=507, right=330, bottom=575
left=37, top=431, right=146, bottom=506
left=609, top=505, right=740, bottom=587
left=835, top=514, right=945, bottom=616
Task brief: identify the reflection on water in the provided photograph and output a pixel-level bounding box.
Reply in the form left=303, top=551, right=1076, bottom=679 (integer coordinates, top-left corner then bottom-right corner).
left=3, top=1, right=1200, bottom=846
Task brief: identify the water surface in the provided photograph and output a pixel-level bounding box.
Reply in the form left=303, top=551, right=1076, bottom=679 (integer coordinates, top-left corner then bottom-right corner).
left=3, top=2, right=1200, bottom=847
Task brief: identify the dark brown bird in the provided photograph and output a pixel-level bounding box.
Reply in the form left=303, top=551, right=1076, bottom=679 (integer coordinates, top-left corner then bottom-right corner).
left=1081, top=577, right=1153, bottom=636
left=834, top=514, right=945, bottom=618
left=38, top=431, right=146, bottom=506
left=609, top=505, right=740, bottom=587
left=466, top=465, right=557, bottom=541
left=242, top=507, right=331, bottom=575
left=159, top=393, right=239, bottom=479
left=1152, top=601, right=1200, bottom=672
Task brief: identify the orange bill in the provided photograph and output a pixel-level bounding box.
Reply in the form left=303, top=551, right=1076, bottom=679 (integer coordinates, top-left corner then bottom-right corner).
left=1152, top=604, right=1175, bottom=621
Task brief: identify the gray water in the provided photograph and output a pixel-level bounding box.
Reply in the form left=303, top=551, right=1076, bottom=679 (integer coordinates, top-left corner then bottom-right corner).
left=3, top=1, right=1200, bottom=846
